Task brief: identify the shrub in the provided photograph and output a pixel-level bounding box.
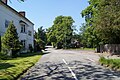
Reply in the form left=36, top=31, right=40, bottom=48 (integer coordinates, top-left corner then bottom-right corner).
left=0, top=51, right=10, bottom=60
left=29, top=44, right=34, bottom=52
left=1, top=22, right=22, bottom=57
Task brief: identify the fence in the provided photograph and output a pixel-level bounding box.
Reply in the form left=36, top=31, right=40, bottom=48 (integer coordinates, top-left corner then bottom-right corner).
left=99, top=44, right=120, bottom=55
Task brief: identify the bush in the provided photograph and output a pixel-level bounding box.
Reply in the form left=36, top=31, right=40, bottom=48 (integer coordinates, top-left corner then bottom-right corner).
left=0, top=51, right=10, bottom=60
left=1, top=22, right=22, bottom=58
left=29, top=45, right=34, bottom=52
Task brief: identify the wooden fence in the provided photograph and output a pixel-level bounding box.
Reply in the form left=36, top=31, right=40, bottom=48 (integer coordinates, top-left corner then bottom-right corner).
left=98, top=44, right=120, bottom=55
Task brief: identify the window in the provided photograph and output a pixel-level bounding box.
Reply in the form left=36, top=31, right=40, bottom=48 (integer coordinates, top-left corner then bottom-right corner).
left=5, top=20, right=10, bottom=28
left=21, top=40, right=26, bottom=48
left=21, top=24, right=26, bottom=33
left=28, top=31, right=32, bottom=36
left=29, top=44, right=32, bottom=47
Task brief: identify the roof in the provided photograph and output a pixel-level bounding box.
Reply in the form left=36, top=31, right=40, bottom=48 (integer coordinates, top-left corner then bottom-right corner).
left=0, top=1, right=34, bottom=25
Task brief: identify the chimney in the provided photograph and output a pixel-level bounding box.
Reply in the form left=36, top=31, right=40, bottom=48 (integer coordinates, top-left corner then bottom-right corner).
left=19, top=11, right=26, bottom=17
left=2, top=0, right=7, bottom=4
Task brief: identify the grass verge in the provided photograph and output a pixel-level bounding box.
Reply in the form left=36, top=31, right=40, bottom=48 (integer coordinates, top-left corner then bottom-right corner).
left=99, top=57, right=120, bottom=71
left=0, top=52, right=42, bottom=80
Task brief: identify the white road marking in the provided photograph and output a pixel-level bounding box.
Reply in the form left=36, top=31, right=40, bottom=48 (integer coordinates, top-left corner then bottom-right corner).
left=62, top=59, right=78, bottom=80
left=86, top=57, right=95, bottom=62
left=62, top=59, right=68, bottom=65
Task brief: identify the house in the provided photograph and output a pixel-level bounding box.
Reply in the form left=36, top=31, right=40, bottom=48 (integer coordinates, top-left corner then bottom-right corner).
left=0, top=0, right=34, bottom=52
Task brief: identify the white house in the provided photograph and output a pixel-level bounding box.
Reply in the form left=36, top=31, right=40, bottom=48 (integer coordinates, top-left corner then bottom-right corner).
left=0, top=0, right=34, bottom=52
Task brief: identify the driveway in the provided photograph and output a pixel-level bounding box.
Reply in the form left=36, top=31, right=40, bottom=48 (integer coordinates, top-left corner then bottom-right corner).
left=21, top=46, right=120, bottom=80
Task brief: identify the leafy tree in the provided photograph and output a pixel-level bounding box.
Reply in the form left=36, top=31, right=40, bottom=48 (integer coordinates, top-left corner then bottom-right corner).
left=47, top=28, right=57, bottom=48
left=80, top=0, right=103, bottom=48
left=95, top=0, right=120, bottom=44
left=1, top=22, right=22, bottom=57
left=47, top=15, right=75, bottom=49
left=81, top=0, right=120, bottom=48
left=34, top=26, right=47, bottom=51
left=80, top=23, right=100, bottom=48
left=11, top=0, right=25, bottom=2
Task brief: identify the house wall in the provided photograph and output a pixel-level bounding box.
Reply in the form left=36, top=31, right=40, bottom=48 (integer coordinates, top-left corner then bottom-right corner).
left=0, top=2, right=34, bottom=52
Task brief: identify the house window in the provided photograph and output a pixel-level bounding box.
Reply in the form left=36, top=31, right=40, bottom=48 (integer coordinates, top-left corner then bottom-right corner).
left=5, top=20, right=10, bottom=28
left=21, top=24, right=26, bottom=33
left=28, top=31, right=32, bottom=36
left=21, top=40, right=26, bottom=48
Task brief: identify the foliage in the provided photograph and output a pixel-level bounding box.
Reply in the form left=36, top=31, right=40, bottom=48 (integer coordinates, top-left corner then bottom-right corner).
left=1, top=22, right=22, bottom=57
left=0, top=52, right=41, bottom=80
left=94, top=0, right=120, bottom=44
left=99, top=57, right=120, bottom=71
left=0, top=52, right=10, bottom=60
left=29, top=44, right=33, bottom=53
left=47, top=15, right=75, bottom=49
left=80, top=23, right=100, bottom=48
left=80, top=0, right=101, bottom=48
left=81, top=0, right=120, bottom=48
left=34, top=26, right=47, bottom=51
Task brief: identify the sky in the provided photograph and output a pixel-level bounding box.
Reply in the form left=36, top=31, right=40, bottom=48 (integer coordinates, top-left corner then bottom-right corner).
left=8, top=0, right=89, bottom=32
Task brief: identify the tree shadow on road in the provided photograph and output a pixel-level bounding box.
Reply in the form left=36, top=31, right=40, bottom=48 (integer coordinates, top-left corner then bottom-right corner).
left=71, top=61, right=120, bottom=80
left=22, top=61, right=120, bottom=80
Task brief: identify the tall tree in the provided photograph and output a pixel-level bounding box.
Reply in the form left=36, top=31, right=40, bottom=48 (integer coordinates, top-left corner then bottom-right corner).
left=47, top=15, right=75, bottom=49
left=1, top=22, right=22, bottom=57
left=34, top=26, right=47, bottom=51
left=95, top=0, right=120, bottom=44
left=81, top=0, right=120, bottom=48
left=80, top=23, right=100, bottom=48
left=81, top=0, right=101, bottom=48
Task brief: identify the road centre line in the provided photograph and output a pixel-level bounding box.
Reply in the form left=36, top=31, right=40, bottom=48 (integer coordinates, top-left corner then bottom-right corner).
left=62, top=59, right=78, bottom=80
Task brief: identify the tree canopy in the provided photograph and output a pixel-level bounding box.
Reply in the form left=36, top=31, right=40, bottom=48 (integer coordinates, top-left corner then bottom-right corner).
left=47, top=15, right=75, bottom=49
left=34, top=26, right=47, bottom=51
left=80, top=0, right=120, bottom=48
left=95, top=0, right=120, bottom=44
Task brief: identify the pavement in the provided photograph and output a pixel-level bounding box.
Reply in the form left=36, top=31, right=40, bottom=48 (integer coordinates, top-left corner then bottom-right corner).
left=21, top=46, right=120, bottom=80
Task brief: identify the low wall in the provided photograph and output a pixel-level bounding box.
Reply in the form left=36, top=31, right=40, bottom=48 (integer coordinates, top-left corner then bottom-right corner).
left=100, top=44, right=120, bottom=55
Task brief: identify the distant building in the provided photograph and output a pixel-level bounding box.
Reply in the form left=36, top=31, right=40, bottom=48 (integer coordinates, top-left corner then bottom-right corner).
left=0, top=0, right=34, bottom=52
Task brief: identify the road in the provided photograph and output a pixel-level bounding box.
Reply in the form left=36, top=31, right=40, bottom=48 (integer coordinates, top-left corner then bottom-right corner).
left=21, top=46, right=120, bottom=80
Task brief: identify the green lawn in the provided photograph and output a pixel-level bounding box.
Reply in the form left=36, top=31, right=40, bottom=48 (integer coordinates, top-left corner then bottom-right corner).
left=99, top=57, right=120, bottom=71
left=0, top=52, right=42, bottom=80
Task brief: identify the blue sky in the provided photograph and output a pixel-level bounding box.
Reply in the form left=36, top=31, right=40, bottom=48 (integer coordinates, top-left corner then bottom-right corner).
left=9, top=0, right=89, bottom=32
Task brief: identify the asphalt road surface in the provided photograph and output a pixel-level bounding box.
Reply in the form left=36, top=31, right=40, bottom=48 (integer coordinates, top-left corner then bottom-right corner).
left=21, top=46, right=120, bottom=80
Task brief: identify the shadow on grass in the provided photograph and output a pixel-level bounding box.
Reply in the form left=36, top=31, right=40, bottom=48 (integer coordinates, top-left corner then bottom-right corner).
left=18, top=51, right=50, bottom=58
left=0, top=63, right=15, bottom=70
left=18, top=52, right=42, bottom=58
left=22, top=61, right=120, bottom=80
